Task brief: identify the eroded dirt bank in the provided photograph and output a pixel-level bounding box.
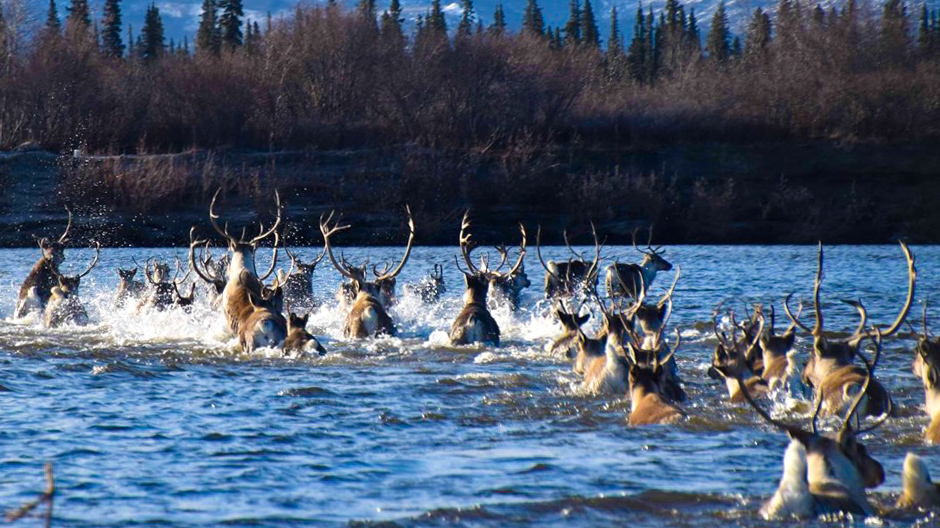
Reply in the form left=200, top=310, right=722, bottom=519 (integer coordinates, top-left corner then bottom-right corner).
left=1, top=142, right=938, bottom=247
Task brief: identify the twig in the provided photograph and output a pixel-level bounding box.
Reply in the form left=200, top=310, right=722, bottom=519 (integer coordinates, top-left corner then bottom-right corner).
left=5, top=463, right=55, bottom=526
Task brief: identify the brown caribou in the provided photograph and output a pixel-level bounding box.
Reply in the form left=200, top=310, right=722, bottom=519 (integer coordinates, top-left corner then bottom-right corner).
left=742, top=329, right=888, bottom=518
left=137, top=257, right=189, bottom=312
left=449, top=212, right=526, bottom=346
left=896, top=453, right=940, bottom=510
left=536, top=225, right=602, bottom=299
left=189, top=190, right=285, bottom=350
left=709, top=307, right=770, bottom=403
left=785, top=242, right=914, bottom=418
left=280, top=246, right=325, bottom=311
left=320, top=207, right=414, bottom=338
left=912, top=302, right=940, bottom=444
left=622, top=325, right=685, bottom=426
left=487, top=244, right=530, bottom=310
left=605, top=226, right=673, bottom=300
left=283, top=312, right=327, bottom=356
left=16, top=207, right=73, bottom=319
left=114, top=259, right=146, bottom=308
left=44, top=242, right=100, bottom=328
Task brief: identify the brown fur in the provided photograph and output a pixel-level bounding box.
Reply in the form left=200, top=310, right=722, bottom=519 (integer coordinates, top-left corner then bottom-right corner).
left=345, top=292, right=395, bottom=338
left=282, top=313, right=326, bottom=355
left=450, top=274, right=499, bottom=346
left=627, top=364, right=683, bottom=426
left=16, top=248, right=63, bottom=318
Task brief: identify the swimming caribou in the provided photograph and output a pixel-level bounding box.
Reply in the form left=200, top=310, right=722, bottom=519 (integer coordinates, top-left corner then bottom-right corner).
left=16, top=206, right=73, bottom=319
left=44, top=242, right=100, bottom=328
left=449, top=212, right=526, bottom=346
left=189, top=190, right=287, bottom=351
left=785, top=241, right=914, bottom=418
left=536, top=225, right=602, bottom=300
left=319, top=207, right=414, bottom=338
left=912, top=302, right=940, bottom=444
left=605, top=226, right=672, bottom=300
left=744, top=329, right=888, bottom=518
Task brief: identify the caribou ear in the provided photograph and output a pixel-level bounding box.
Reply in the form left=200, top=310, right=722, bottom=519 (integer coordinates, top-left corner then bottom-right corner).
left=782, top=328, right=796, bottom=350
left=577, top=313, right=590, bottom=326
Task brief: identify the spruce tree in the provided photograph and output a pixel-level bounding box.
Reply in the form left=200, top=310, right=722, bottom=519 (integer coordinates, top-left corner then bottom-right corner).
left=706, top=0, right=730, bottom=62
left=357, top=0, right=378, bottom=33
left=196, top=0, right=220, bottom=54
left=731, top=35, right=741, bottom=56
left=218, top=0, right=243, bottom=50
left=141, top=3, right=164, bottom=61
left=608, top=5, right=621, bottom=55
left=564, top=0, right=580, bottom=46
left=881, top=0, right=909, bottom=60
left=46, top=0, right=61, bottom=32
left=101, top=0, right=124, bottom=58
left=581, top=0, right=599, bottom=47
left=457, top=0, right=474, bottom=37
left=919, top=4, right=930, bottom=51
left=687, top=8, right=701, bottom=51
left=626, top=3, right=647, bottom=81
left=745, top=8, right=772, bottom=56
left=380, top=0, right=405, bottom=47
left=491, top=3, right=506, bottom=35
left=66, top=0, right=91, bottom=31
left=429, top=0, right=447, bottom=34
left=523, top=0, right=545, bottom=37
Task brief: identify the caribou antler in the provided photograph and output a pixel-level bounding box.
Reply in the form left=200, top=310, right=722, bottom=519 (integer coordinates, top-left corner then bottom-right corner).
left=69, top=241, right=100, bottom=278
left=494, top=224, right=527, bottom=280
left=319, top=210, right=359, bottom=281
left=255, top=230, right=280, bottom=282
left=657, top=266, right=681, bottom=308
left=458, top=210, right=480, bottom=276
left=374, top=205, right=415, bottom=281
left=842, top=327, right=889, bottom=434
left=535, top=226, right=558, bottom=281
left=208, top=189, right=235, bottom=245
left=250, top=191, right=282, bottom=245
left=58, top=206, right=73, bottom=244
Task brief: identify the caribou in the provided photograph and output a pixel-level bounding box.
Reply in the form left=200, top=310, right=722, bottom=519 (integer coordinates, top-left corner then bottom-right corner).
left=709, top=308, right=770, bottom=403
left=319, top=207, right=414, bottom=338
left=487, top=244, right=530, bottom=310
left=190, top=190, right=286, bottom=350
left=137, top=257, right=190, bottom=312
left=44, top=242, right=100, bottom=328
left=16, top=207, right=73, bottom=319
left=742, top=329, right=888, bottom=518
left=404, top=264, right=446, bottom=303
left=281, top=246, right=325, bottom=311
left=622, top=325, right=685, bottom=426
left=189, top=240, right=228, bottom=304
left=896, top=453, right=940, bottom=510
left=283, top=312, right=327, bottom=356
left=755, top=304, right=800, bottom=392
left=114, top=260, right=146, bottom=308
left=785, top=241, right=914, bottom=418
left=536, top=225, right=602, bottom=299
left=604, top=226, right=672, bottom=300
left=579, top=289, right=643, bottom=395
left=449, top=212, right=526, bottom=346
left=548, top=300, right=592, bottom=361
left=912, top=303, right=940, bottom=444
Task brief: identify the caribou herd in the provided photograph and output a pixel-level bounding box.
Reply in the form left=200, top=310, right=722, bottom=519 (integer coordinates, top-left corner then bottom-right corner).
left=11, top=195, right=940, bottom=519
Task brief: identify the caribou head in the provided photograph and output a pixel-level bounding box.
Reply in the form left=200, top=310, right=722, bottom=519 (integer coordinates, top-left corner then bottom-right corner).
left=620, top=319, right=684, bottom=426
left=488, top=243, right=530, bottom=309
left=283, top=312, right=327, bottom=356
left=604, top=226, right=672, bottom=300
left=204, top=189, right=282, bottom=285
left=38, top=206, right=73, bottom=266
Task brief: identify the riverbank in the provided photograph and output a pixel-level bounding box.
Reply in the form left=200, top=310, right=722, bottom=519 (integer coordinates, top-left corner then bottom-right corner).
left=1, top=141, right=938, bottom=247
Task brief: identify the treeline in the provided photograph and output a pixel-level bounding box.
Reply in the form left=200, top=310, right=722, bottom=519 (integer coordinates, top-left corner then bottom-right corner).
left=0, top=0, right=938, bottom=153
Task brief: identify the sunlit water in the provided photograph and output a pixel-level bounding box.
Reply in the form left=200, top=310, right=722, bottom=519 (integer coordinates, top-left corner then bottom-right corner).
left=1, top=245, right=938, bottom=527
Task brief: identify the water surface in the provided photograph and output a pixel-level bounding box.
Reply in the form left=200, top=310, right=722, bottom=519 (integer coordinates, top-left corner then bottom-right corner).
left=1, top=245, right=938, bottom=527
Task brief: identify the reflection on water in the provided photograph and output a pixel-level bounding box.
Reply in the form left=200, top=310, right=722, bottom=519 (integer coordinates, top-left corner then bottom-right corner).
left=1, top=245, right=938, bottom=527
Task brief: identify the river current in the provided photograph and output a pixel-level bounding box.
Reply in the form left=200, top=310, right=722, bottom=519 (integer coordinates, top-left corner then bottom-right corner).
left=1, top=245, right=938, bottom=527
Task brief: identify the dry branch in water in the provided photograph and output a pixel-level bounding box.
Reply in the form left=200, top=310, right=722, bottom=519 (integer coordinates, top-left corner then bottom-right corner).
left=5, top=463, right=55, bottom=526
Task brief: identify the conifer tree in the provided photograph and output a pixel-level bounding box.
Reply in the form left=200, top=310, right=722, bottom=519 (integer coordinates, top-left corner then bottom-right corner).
left=101, top=0, right=123, bottom=57
left=357, top=0, right=378, bottom=33
left=564, top=0, right=581, bottom=46
left=196, top=0, right=220, bottom=54
left=919, top=4, right=930, bottom=50
left=731, top=35, right=741, bottom=56
left=706, top=0, right=730, bottom=62
left=881, top=0, right=909, bottom=60
left=457, top=0, right=474, bottom=37
left=126, top=23, right=133, bottom=56
left=218, top=0, right=243, bottom=50
left=429, top=0, right=447, bottom=34
left=626, top=3, right=647, bottom=81
left=66, top=0, right=91, bottom=31
left=46, top=0, right=61, bottom=32
left=608, top=5, right=621, bottom=55
left=687, top=8, right=701, bottom=50
left=491, top=3, right=506, bottom=35
left=380, top=0, right=405, bottom=48
left=141, top=3, right=164, bottom=61
left=523, top=0, right=545, bottom=37
left=646, top=6, right=658, bottom=80
left=581, top=0, right=599, bottom=47
left=745, top=7, right=772, bottom=56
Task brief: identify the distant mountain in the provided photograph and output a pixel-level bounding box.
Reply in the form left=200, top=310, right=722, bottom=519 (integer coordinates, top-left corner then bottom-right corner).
left=29, top=0, right=940, bottom=49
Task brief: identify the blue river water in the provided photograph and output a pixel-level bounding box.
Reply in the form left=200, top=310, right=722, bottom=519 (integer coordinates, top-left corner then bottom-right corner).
left=1, top=244, right=938, bottom=527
